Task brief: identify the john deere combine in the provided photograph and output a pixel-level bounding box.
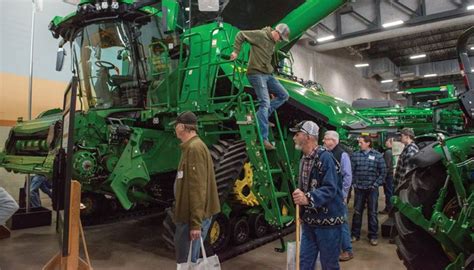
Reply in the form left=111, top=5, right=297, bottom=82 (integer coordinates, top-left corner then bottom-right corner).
left=392, top=27, right=474, bottom=270
left=0, top=0, right=374, bottom=255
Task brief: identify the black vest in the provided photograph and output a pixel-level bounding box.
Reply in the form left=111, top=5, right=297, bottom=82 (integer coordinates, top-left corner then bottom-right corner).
left=331, top=144, right=345, bottom=164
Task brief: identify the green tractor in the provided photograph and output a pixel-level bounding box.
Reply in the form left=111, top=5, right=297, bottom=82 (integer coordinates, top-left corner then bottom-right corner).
left=1, top=0, right=376, bottom=255
left=392, top=27, right=474, bottom=270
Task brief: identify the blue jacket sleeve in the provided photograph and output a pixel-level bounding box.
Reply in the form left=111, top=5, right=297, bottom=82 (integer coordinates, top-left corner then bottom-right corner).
left=308, top=151, right=338, bottom=207
left=341, top=152, right=352, bottom=198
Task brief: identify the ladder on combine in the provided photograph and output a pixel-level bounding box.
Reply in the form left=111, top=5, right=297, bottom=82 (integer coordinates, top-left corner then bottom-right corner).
left=235, top=95, right=297, bottom=234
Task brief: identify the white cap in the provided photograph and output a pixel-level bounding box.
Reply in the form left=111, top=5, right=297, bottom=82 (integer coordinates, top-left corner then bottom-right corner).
left=275, top=23, right=290, bottom=42
left=289, top=121, right=319, bottom=137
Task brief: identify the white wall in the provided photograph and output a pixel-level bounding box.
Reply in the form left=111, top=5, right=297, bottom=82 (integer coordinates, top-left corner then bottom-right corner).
left=290, top=43, right=386, bottom=104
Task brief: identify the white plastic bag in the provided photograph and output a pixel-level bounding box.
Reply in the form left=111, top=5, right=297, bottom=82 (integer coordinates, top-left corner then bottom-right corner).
left=286, top=241, right=297, bottom=270
left=177, top=237, right=221, bottom=270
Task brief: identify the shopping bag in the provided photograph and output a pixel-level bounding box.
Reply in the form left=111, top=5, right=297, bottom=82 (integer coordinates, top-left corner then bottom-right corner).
left=286, top=241, right=297, bottom=270
left=177, top=237, right=221, bottom=270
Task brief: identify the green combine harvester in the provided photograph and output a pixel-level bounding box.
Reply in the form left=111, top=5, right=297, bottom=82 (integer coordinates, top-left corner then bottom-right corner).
left=355, top=84, right=471, bottom=137
left=0, top=0, right=375, bottom=256
left=392, top=26, right=474, bottom=270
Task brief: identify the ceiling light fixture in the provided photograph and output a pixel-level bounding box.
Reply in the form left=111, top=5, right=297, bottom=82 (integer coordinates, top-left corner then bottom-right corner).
left=382, top=20, right=404, bottom=28
left=317, top=35, right=335, bottom=42
left=354, top=63, right=369, bottom=68
left=467, top=5, right=474, bottom=10
left=410, top=54, right=426, bottom=59
left=381, top=79, right=393, bottom=83
left=424, top=74, right=437, bottom=78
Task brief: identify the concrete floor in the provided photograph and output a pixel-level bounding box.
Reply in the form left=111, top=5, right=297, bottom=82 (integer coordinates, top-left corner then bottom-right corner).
left=0, top=192, right=404, bottom=270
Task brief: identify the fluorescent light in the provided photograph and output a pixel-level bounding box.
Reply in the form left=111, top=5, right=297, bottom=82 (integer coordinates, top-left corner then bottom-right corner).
left=317, top=35, right=335, bottom=42
left=381, top=79, right=393, bottom=83
left=410, top=54, right=426, bottom=59
left=470, top=46, right=474, bottom=50
left=354, top=63, right=369, bottom=68
left=396, top=91, right=404, bottom=94
left=424, top=74, right=437, bottom=78
left=382, top=20, right=404, bottom=28
left=467, top=5, right=474, bottom=10
left=185, top=7, right=190, bottom=11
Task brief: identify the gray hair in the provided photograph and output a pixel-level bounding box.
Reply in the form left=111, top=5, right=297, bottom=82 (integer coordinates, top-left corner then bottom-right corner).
left=324, top=130, right=339, bottom=143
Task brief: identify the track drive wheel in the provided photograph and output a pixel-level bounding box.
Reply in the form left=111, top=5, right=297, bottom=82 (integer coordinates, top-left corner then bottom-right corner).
left=230, top=216, right=250, bottom=245
left=208, top=213, right=230, bottom=252
left=249, top=213, right=269, bottom=238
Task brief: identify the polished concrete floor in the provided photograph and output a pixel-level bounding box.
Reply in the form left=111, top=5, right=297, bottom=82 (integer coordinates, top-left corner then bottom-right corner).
left=0, top=193, right=404, bottom=270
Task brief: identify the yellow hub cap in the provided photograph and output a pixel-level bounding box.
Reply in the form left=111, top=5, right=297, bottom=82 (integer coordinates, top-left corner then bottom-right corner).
left=233, top=163, right=259, bottom=206
left=209, top=220, right=220, bottom=244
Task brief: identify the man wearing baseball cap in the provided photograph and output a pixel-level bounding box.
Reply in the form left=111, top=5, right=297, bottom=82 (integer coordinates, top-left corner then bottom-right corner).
left=290, top=120, right=345, bottom=270
left=173, top=111, right=220, bottom=264
left=230, top=23, right=291, bottom=150
left=393, top=128, right=419, bottom=188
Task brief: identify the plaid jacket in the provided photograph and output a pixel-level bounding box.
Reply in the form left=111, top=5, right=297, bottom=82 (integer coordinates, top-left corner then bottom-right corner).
left=351, top=149, right=387, bottom=190
left=394, top=142, right=419, bottom=185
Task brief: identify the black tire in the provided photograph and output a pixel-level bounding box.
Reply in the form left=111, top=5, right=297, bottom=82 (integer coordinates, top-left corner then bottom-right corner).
left=394, top=161, right=451, bottom=270
left=80, top=192, right=106, bottom=217
left=230, top=216, right=250, bottom=245
left=248, top=213, right=269, bottom=238
left=161, top=140, right=247, bottom=252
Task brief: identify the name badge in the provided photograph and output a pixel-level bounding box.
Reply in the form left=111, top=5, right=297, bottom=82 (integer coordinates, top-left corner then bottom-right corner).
left=177, top=171, right=184, bottom=179
left=368, top=155, right=375, bottom=160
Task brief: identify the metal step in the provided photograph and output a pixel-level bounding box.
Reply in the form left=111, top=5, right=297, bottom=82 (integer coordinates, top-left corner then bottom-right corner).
left=280, top=215, right=294, bottom=224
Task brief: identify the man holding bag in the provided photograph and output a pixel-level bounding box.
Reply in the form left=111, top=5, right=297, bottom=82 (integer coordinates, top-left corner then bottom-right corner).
left=291, top=121, right=345, bottom=270
left=173, top=111, right=221, bottom=264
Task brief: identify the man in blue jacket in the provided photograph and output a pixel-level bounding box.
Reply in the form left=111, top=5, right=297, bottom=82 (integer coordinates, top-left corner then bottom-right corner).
left=291, top=121, right=345, bottom=270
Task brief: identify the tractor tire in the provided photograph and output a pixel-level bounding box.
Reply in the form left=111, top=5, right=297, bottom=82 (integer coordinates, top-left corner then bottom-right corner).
left=207, top=213, right=231, bottom=252
left=80, top=192, right=106, bottom=217
left=161, top=140, right=247, bottom=252
left=394, top=160, right=452, bottom=270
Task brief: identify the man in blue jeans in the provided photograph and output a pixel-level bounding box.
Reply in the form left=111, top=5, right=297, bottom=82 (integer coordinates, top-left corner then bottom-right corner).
left=231, top=24, right=290, bottom=150
left=291, top=121, right=344, bottom=270
left=173, top=112, right=220, bottom=263
left=350, top=135, right=386, bottom=246
left=28, top=174, right=52, bottom=208
left=323, top=131, right=353, bottom=262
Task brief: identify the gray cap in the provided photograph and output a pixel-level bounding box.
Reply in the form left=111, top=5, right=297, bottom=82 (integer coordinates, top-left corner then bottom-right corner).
left=400, top=127, right=415, bottom=139
left=275, top=23, right=290, bottom=42
left=289, top=121, right=319, bottom=137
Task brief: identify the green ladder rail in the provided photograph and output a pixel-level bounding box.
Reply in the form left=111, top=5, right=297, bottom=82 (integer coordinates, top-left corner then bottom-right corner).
left=235, top=94, right=296, bottom=229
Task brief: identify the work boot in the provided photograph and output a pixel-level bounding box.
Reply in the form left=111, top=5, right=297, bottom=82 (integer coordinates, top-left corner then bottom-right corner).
left=369, top=238, right=378, bottom=246
left=339, top=251, right=354, bottom=261
left=263, top=140, right=276, bottom=150
left=0, top=225, right=11, bottom=240
left=351, top=236, right=359, bottom=242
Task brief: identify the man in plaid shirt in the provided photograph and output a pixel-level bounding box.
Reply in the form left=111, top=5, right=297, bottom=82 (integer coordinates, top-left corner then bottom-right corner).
left=393, top=128, right=419, bottom=188
left=350, top=135, right=386, bottom=246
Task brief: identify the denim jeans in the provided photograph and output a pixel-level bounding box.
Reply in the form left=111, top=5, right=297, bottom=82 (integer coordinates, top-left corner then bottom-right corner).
left=351, top=188, right=379, bottom=240
left=340, top=204, right=352, bottom=253
left=247, top=74, right=289, bottom=141
left=29, top=175, right=52, bottom=208
left=0, top=187, right=19, bottom=225
left=175, top=217, right=212, bottom=263
left=383, top=175, right=393, bottom=210
left=300, top=224, right=341, bottom=270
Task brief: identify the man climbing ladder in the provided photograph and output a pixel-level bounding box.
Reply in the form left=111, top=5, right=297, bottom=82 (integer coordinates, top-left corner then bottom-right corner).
left=231, top=24, right=291, bottom=150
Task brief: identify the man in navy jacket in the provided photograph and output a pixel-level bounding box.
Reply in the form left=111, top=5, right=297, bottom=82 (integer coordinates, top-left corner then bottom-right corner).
left=291, top=121, right=344, bottom=270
